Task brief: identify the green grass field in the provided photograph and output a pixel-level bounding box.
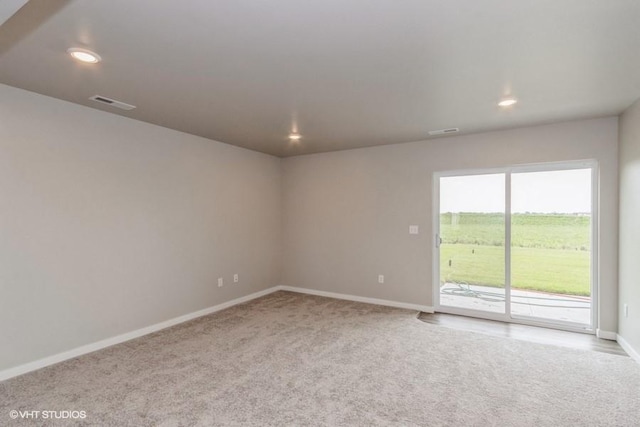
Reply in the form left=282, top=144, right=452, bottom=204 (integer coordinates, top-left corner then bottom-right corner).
left=440, top=213, right=591, bottom=296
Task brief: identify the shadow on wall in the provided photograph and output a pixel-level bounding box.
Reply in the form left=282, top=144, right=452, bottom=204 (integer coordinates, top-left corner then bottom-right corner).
left=0, top=0, right=73, bottom=56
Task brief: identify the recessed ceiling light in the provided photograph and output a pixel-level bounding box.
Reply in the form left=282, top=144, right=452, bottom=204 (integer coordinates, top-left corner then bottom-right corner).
left=498, top=98, right=518, bottom=107
left=67, top=47, right=101, bottom=64
left=288, top=133, right=302, bottom=141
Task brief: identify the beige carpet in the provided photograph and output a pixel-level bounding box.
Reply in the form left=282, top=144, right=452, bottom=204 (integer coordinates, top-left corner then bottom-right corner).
left=1, top=291, right=639, bottom=426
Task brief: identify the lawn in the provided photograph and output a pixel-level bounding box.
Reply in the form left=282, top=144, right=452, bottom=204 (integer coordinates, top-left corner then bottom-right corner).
left=439, top=213, right=591, bottom=296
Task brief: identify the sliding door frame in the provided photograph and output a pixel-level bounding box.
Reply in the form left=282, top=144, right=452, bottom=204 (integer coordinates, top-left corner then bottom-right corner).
left=432, top=160, right=598, bottom=334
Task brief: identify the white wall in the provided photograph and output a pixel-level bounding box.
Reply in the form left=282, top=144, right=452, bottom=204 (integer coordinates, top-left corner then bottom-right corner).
left=0, top=84, right=282, bottom=371
left=0, top=82, right=624, bottom=373
left=619, top=98, right=640, bottom=355
left=282, top=117, right=619, bottom=333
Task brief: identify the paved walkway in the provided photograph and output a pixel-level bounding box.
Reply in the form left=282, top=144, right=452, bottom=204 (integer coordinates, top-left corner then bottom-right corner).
left=440, top=283, right=591, bottom=325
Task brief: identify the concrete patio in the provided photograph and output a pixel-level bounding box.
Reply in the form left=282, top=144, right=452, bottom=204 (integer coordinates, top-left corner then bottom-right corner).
left=440, top=282, right=591, bottom=325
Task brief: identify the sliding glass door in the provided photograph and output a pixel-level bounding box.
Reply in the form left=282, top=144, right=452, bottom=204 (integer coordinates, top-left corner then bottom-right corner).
left=434, top=162, right=596, bottom=331
left=438, top=174, right=506, bottom=315
left=510, top=168, right=593, bottom=325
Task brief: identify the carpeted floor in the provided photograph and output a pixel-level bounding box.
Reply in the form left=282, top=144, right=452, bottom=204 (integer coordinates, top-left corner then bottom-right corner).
left=1, top=291, right=639, bottom=426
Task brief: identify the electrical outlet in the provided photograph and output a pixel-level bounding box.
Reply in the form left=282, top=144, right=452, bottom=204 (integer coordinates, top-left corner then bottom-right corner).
left=624, top=303, right=629, bottom=318
left=378, top=274, right=384, bottom=284
left=218, top=277, right=223, bottom=287
left=233, top=274, right=239, bottom=283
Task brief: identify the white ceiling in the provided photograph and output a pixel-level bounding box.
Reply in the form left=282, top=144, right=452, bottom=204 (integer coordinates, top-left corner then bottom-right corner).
left=1, top=0, right=639, bottom=157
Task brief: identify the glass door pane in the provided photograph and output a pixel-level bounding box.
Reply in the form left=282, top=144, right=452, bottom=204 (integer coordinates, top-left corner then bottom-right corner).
left=439, top=174, right=506, bottom=314
left=510, top=169, right=592, bottom=327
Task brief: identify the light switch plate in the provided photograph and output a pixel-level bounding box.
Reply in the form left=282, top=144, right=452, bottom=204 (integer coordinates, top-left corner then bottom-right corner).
left=409, top=225, right=419, bottom=235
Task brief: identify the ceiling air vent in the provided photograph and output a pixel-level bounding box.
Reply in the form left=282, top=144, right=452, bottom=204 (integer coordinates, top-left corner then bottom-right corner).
left=428, top=127, right=459, bottom=136
left=89, top=95, right=136, bottom=111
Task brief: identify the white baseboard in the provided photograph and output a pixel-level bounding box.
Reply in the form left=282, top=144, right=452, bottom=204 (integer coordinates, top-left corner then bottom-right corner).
left=4, top=282, right=629, bottom=381
left=278, top=285, right=434, bottom=313
left=596, top=329, right=617, bottom=340
left=1, top=285, right=433, bottom=382
left=0, top=286, right=281, bottom=382
left=617, top=334, right=640, bottom=364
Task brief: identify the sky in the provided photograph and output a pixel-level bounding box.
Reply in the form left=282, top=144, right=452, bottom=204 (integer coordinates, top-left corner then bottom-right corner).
left=440, top=169, right=592, bottom=214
